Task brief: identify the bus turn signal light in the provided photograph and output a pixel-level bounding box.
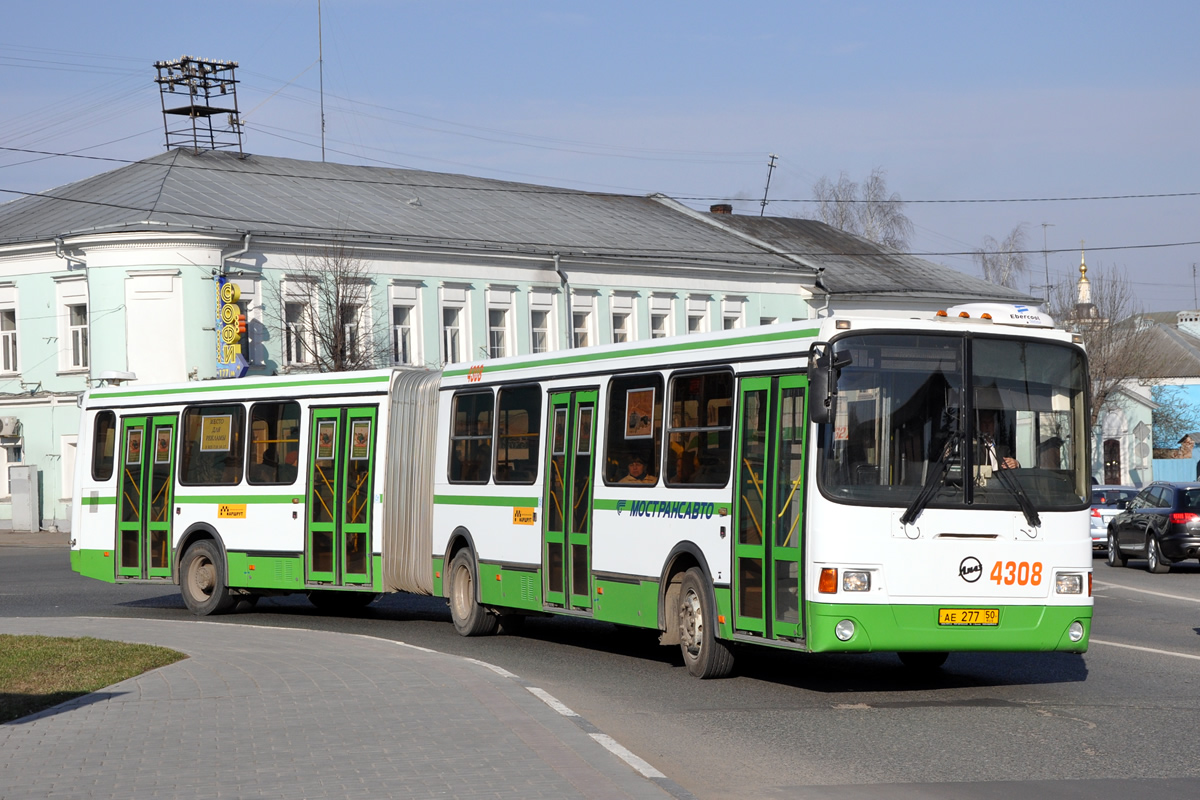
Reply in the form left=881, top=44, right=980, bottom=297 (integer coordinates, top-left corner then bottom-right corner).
left=819, top=568, right=838, bottom=594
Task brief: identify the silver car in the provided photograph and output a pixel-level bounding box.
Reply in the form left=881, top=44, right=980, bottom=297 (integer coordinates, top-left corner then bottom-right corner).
left=1091, top=485, right=1138, bottom=551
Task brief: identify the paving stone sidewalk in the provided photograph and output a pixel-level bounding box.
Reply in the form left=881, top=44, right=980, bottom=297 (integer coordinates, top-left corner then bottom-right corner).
left=0, top=617, right=684, bottom=800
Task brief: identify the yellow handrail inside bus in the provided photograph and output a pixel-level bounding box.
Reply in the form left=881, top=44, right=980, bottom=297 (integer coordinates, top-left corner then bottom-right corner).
left=740, top=494, right=762, bottom=540
left=313, top=465, right=335, bottom=521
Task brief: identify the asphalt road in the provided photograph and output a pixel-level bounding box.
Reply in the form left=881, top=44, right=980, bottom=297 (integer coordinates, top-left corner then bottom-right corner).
left=4, top=540, right=1199, bottom=799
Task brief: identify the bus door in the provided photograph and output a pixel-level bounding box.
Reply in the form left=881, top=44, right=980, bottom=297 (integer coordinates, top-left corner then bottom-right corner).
left=115, top=414, right=178, bottom=580
left=733, top=375, right=808, bottom=641
left=543, top=389, right=598, bottom=611
left=305, top=406, right=378, bottom=587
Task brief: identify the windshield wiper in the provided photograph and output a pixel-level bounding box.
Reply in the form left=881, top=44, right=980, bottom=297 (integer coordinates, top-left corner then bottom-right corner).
left=900, top=430, right=959, bottom=526
left=984, top=440, right=1042, bottom=528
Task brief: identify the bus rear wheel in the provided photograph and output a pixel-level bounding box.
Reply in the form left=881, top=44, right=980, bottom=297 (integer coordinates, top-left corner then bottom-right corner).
left=677, top=568, right=734, bottom=679
left=448, top=550, right=498, bottom=636
left=179, top=540, right=234, bottom=616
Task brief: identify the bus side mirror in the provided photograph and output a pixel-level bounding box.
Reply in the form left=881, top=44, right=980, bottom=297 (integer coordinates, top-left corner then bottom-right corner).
left=807, top=343, right=851, bottom=426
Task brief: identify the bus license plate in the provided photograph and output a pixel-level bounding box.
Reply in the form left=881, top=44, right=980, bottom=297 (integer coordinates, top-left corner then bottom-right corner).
left=939, top=608, right=998, bottom=626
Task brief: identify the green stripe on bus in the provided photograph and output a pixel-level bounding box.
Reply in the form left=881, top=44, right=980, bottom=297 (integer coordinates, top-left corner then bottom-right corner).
left=80, top=495, right=116, bottom=506
left=443, top=326, right=820, bottom=377
left=433, top=494, right=538, bottom=507
left=92, top=373, right=391, bottom=399
left=175, top=494, right=302, bottom=504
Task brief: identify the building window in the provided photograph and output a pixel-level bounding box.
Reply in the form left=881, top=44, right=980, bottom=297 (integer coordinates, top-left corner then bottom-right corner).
left=442, top=306, right=463, bottom=364
left=687, top=313, right=706, bottom=335
left=0, top=310, right=16, bottom=373
left=392, top=305, right=414, bottom=365
left=488, top=308, right=509, bottom=359
left=573, top=311, right=591, bottom=348
left=285, top=302, right=308, bottom=365
left=651, top=312, right=670, bottom=339
left=531, top=309, right=551, bottom=354
left=612, top=312, right=630, bottom=344
left=760, top=316, right=777, bottom=327
left=338, top=304, right=360, bottom=366
left=68, top=304, right=89, bottom=368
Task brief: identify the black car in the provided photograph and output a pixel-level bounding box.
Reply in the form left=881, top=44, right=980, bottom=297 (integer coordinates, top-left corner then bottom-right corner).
left=1107, top=481, right=1200, bottom=573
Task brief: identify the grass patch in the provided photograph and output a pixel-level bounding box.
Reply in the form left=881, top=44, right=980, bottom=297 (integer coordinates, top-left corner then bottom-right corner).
left=0, top=635, right=186, bottom=723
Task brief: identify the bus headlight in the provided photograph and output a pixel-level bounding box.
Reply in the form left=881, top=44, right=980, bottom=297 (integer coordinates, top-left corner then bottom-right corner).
left=842, top=571, right=871, bottom=592
left=1068, top=621, right=1085, bottom=642
left=835, top=619, right=855, bottom=641
left=1055, top=573, right=1083, bottom=595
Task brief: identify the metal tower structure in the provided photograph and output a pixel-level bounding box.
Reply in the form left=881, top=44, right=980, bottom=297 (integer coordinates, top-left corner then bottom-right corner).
left=154, top=56, right=244, bottom=156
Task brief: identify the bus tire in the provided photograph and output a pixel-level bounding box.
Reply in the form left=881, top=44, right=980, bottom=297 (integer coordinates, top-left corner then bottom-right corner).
left=677, top=567, right=734, bottom=679
left=307, top=590, right=378, bottom=612
left=179, top=540, right=235, bottom=616
left=898, top=651, right=949, bottom=670
left=448, top=550, right=498, bottom=636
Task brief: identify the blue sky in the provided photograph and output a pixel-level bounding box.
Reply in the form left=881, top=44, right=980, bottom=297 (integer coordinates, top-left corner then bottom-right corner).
left=2, top=1, right=1198, bottom=310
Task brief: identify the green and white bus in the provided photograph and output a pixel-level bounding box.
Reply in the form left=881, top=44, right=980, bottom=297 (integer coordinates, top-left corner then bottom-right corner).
left=71, top=305, right=1094, bottom=677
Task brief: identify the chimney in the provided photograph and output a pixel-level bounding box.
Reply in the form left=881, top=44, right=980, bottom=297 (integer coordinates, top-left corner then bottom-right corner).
left=710, top=203, right=733, bottom=215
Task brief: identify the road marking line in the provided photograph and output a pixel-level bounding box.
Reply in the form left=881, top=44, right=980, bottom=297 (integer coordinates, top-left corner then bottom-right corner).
left=590, top=733, right=667, bottom=779
left=1090, top=638, right=1200, bottom=661
left=527, top=686, right=579, bottom=717
left=1093, top=580, right=1200, bottom=604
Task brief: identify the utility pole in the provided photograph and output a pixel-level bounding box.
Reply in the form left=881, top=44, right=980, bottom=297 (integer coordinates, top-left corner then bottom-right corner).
left=318, top=0, right=326, bottom=162
left=759, top=154, right=777, bottom=217
left=1193, top=263, right=1197, bottom=309
left=1040, top=222, right=1055, bottom=300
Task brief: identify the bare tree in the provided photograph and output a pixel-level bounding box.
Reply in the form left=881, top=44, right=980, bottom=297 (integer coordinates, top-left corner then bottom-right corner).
left=974, top=223, right=1031, bottom=289
left=1151, top=385, right=1200, bottom=449
left=1045, top=263, right=1153, bottom=430
left=810, top=167, right=914, bottom=250
left=264, top=241, right=391, bottom=372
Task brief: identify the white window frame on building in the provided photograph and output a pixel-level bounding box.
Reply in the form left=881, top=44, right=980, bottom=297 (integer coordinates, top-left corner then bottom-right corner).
left=389, top=282, right=421, bottom=366
left=0, top=284, right=17, bottom=374
left=60, top=434, right=77, bottom=501
left=611, top=293, right=636, bottom=344
left=440, top=284, right=470, bottom=365
left=282, top=278, right=314, bottom=368
left=571, top=292, right=597, bottom=349
left=0, top=424, right=22, bottom=499
left=55, top=276, right=89, bottom=373
left=722, top=296, right=746, bottom=331
left=650, top=294, right=673, bottom=339
left=486, top=286, right=514, bottom=360
left=529, top=289, right=556, bottom=354
left=687, top=295, right=711, bottom=335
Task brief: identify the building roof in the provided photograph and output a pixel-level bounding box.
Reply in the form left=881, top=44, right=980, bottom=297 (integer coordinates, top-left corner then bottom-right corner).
left=1130, top=312, right=1200, bottom=379
left=692, top=212, right=1036, bottom=303
left=0, top=149, right=797, bottom=271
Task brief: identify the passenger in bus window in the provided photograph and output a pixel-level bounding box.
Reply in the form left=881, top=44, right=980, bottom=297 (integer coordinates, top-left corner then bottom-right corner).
left=620, top=454, right=656, bottom=484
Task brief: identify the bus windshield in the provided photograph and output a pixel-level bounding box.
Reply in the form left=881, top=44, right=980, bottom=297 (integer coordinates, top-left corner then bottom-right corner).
left=819, top=332, right=1089, bottom=512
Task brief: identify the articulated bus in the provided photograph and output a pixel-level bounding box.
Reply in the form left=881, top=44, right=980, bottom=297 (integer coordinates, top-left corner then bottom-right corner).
left=71, top=305, right=1093, bottom=677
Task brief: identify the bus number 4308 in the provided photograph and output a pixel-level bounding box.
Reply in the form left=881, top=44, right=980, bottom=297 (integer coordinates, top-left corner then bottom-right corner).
left=990, top=561, right=1042, bottom=586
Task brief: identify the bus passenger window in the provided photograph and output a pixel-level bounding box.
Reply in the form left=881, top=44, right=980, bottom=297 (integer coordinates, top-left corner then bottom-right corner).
left=602, top=374, right=663, bottom=487
left=495, top=386, right=541, bottom=484
left=666, top=372, right=733, bottom=487
left=450, top=391, right=493, bottom=483
left=248, top=401, right=301, bottom=485
left=180, top=404, right=246, bottom=485
left=92, top=410, right=117, bottom=481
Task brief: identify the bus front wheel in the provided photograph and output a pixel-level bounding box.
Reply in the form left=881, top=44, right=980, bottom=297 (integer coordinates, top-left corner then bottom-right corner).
left=448, top=550, right=498, bottom=637
left=179, top=540, right=234, bottom=616
left=677, top=568, right=734, bottom=679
